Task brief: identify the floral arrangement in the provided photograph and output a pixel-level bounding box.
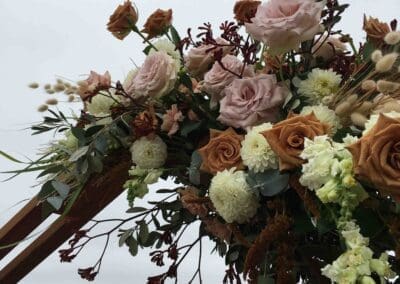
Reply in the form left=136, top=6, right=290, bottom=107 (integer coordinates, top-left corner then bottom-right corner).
left=5, top=0, right=400, bottom=283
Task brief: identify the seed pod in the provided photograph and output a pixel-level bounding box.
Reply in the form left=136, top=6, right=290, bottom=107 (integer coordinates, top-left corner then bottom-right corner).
left=375, top=53, right=398, bottom=73
left=377, top=80, right=400, bottom=93
left=28, top=82, right=39, bottom=89
left=350, top=112, right=367, bottom=127
left=345, top=94, right=358, bottom=104
left=45, top=98, right=58, bottom=105
left=68, top=95, right=75, bottom=102
left=371, top=50, right=383, bottom=63
left=355, top=101, right=373, bottom=114
left=361, top=80, right=376, bottom=91
left=335, top=101, right=352, bottom=116
left=37, top=104, right=48, bottom=112
left=384, top=31, right=400, bottom=45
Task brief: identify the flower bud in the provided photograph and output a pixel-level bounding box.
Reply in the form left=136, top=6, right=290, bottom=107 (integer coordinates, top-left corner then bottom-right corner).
left=375, top=52, right=398, bottom=73
left=384, top=31, right=400, bottom=45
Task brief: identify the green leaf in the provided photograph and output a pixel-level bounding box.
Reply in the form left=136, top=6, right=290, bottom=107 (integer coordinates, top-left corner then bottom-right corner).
left=180, top=72, right=193, bottom=91
left=189, top=151, right=202, bottom=185
left=126, top=236, right=138, bottom=256
left=119, top=229, right=133, bottom=247
left=88, top=155, right=103, bottom=173
left=170, top=25, right=181, bottom=46
left=37, top=165, right=65, bottom=178
left=143, top=45, right=152, bottom=55
left=138, top=222, right=149, bottom=244
left=362, top=41, right=375, bottom=61
left=180, top=121, right=202, bottom=137
left=69, top=146, right=89, bottom=162
left=38, top=180, right=56, bottom=199
left=0, top=150, right=24, bottom=163
left=126, top=207, right=147, bottom=213
left=51, top=180, right=70, bottom=198
left=46, top=196, right=63, bottom=210
left=94, top=135, right=108, bottom=154
left=85, top=125, right=104, bottom=137
left=246, top=170, right=290, bottom=197
left=71, top=127, right=86, bottom=141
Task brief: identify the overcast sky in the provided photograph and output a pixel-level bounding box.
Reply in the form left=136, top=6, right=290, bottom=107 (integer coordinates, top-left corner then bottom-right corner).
left=0, top=0, right=399, bottom=283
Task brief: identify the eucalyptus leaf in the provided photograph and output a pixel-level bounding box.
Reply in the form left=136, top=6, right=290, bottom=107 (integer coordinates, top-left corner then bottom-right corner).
left=38, top=180, right=56, bottom=199
left=189, top=151, right=202, bottom=185
left=119, top=229, right=133, bottom=247
left=246, top=170, right=289, bottom=197
left=51, top=180, right=70, bottom=198
left=46, top=196, right=63, bottom=210
left=126, top=236, right=138, bottom=256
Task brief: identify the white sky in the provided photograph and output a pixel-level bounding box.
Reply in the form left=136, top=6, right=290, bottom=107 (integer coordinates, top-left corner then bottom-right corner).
left=0, top=0, right=399, bottom=283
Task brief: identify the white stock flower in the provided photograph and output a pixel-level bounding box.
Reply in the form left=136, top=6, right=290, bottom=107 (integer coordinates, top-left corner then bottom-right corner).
left=240, top=123, right=277, bottom=172
left=297, top=69, right=342, bottom=104
left=209, top=168, right=259, bottom=224
left=300, top=104, right=342, bottom=134
left=130, top=135, right=167, bottom=169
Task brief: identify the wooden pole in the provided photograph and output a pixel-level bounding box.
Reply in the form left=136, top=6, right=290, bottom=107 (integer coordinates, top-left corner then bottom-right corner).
left=0, top=150, right=131, bottom=283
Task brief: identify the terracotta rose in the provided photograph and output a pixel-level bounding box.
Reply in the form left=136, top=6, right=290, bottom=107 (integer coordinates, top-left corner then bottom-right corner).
left=107, top=0, right=138, bottom=40
left=233, top=0, right=261, bottom=24
left=348, top=114, right=400, bottom=201
left=363, top=15, right=391, bottom=46
left=198, top=128, right=244, bottom=175
left=142, top=9, right=173, bottom=39
left=262, top=113, right=330, bottom=171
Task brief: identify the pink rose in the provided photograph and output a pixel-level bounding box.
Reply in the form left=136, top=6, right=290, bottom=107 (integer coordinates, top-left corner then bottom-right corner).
left=245, top=0, right=324, bottom=54
left=202, top=55, right=255, bottom=107
left=161, top=104, right=184, bottom=136
left=184, top=38, right=232, bottom=78
left=78, top=71, right=111, bottom=100
left=312, top=33, right=347, bottom=61
left=132, top=51, right=178, bottom=99
left=218, top=74, right=288, bottom=129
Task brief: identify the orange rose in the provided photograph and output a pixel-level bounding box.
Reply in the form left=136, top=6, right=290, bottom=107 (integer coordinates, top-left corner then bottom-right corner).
left=348, top=114, right=400, bottom=201
left=262, top=113, right=330, bottom=171
left=363, top=15, right=391, bottom=46
left=233, top=0, right=261, bottom=24
left=107, top=1, right=138, bottom=40
left=142, top=9, right=173, bottom=39
left=198, top=128, right=244, bottom=175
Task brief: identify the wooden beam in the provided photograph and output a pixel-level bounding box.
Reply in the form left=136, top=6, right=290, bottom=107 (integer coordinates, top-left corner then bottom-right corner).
left=0, top=197, right=53, bottom=261
left=0, top=150, right=131, bottom=283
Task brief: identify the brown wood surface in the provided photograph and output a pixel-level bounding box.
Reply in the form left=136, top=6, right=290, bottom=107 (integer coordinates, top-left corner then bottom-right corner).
left=0, top=150, right=131, bottom=283
left=0, top=197, right=52, bottom=261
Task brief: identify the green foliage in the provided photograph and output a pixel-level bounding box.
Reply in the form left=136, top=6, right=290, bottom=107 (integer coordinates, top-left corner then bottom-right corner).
left=246, top=170, right=290, bottom=197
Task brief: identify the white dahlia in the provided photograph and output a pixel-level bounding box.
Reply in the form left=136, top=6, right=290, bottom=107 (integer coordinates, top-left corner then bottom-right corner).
left=209, top=168, right=259, bottom=224
left=130, top=135, right=167, bottom=169
left=240, top=123, right=277, bottom=172
left=300, top=104, right=342, bottom=134
left=297, top=68, right=342, bottom=104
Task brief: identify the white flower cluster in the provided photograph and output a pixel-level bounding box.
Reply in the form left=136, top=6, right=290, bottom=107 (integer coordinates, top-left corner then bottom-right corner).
left=300, top=135, right=367, bottom=205
left=300, top=104, right=342, bottom=134
left=209, top=168, right=259, bottom=224
left=86, top=94, right=117, bottom=116
left=322, top=221, right=394, bottom=284
left=297, top=68, right=342, bottom=104
left=58, top=130, right=79, bottom=152
left=130, top=135, right=168, bottom=169
left=240, top=123, right=278, bottom=173
left=363, top=111, right=400, bottom=135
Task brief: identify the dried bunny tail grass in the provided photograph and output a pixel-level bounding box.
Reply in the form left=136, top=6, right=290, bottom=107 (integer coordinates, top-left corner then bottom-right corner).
left=28, top=82, right=39, bottom=89
left=350, top=112, right=368, bottom=127
left=376, top=80, right=400, bottom=93
left=384, top=31, right=400, bottom=45
left=361, top=80, right=376, bottom=91
left=371, top=49, right=383, bottom=63
left=37, top=104, right=48, bottom=112
left=45, top=98, right=58, bottom=105
left=243, top=214, right=291, bottom=282
left=375, top=52, right=398, bottom=73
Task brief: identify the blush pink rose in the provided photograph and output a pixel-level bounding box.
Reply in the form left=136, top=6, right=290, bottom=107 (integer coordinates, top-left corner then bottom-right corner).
left=202, top=54, right=255, bottom=107
left=78, top=71, right=111, bottom=100
left=132, top=51, right=178, bottom=99
left=161, top=104, right=184, bottom=136
left=245, top=0, right=324, bottom=54
left=184, top=38, right=232, bottom=78
left=312, top=33, right=347, bottom=61
left=218, top=74, right=288, bottom=129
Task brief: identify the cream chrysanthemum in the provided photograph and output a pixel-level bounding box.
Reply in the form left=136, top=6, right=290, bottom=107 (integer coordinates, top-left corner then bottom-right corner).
left=150, top=39, right=181, bottom=71
left=300, top=104, right=342, bottom=134
left=363, top=111, right=400, bottom=135
left=240, top=123, right=277, bottom=172
left=86, top=94, right=117, bottom=116
left=209, top=168, right=259, bottom=224
left=130, top=135, right=167, bottom=169
left=297, top=69, right=342, bottom=104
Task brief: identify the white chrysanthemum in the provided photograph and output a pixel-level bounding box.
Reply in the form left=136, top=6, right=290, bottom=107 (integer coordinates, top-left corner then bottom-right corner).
left=300, top=104, right=342, bottom=134
left=150, top=39, right=181, bottom=71
left=86, top=94, right=116, bottom=116
left=298, top=69, right=342, bottom=104
left=130, top=135, right=167, bottom=169
left=209, top=168, right=259, bottom=224
left=240, top=123, right=277, bottom=172
left=363, top=111, right=400, bottom=135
